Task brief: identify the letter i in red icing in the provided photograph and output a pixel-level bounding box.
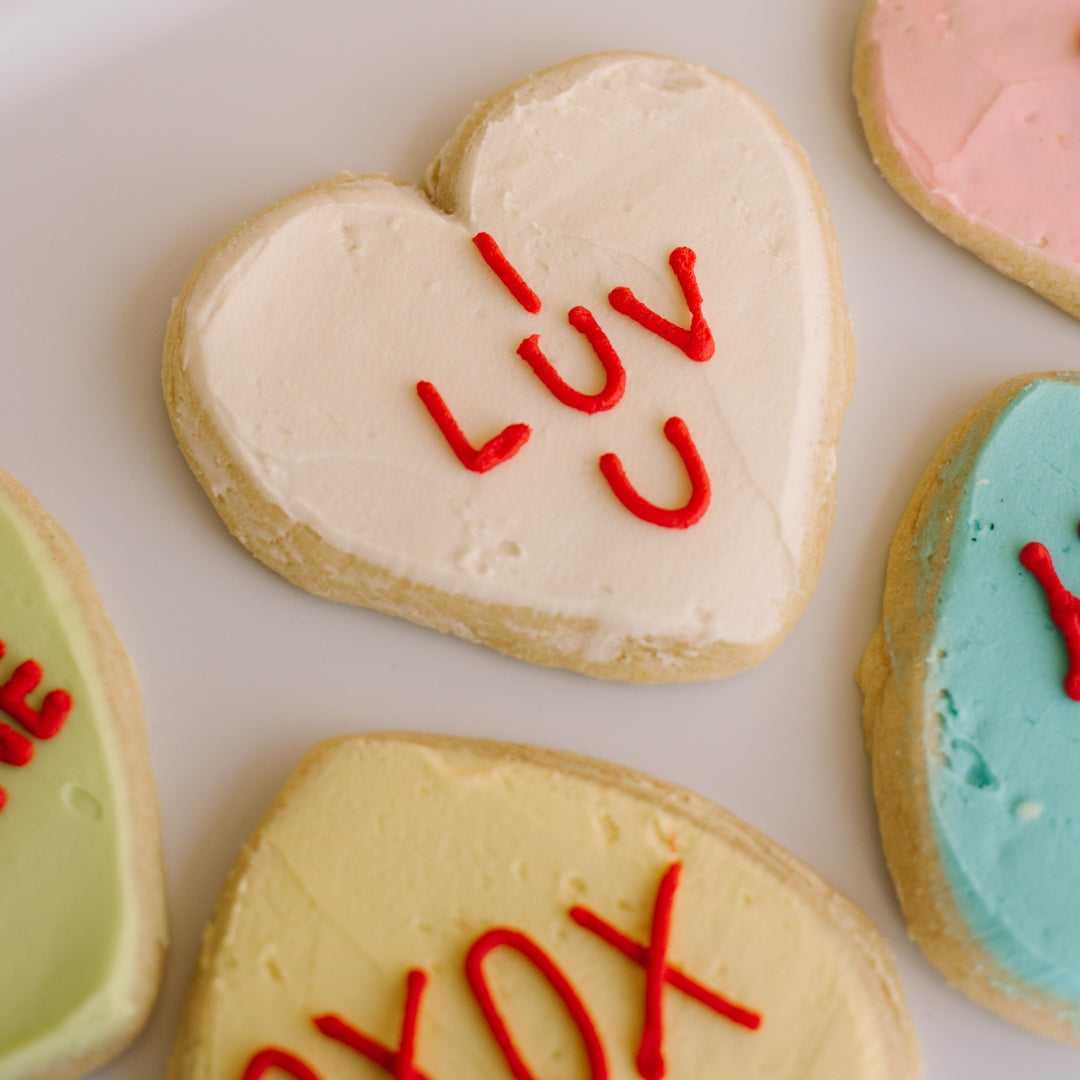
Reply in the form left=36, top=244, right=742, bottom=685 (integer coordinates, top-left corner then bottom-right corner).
left=1021, top=525, right=1080, bottom=700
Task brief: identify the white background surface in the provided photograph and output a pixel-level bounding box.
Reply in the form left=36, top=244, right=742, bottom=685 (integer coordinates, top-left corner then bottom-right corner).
left=1, top=0, right=1078, bottom=1077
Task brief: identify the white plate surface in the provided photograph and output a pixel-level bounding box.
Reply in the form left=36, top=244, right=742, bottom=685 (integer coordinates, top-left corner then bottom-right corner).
left=1, top=1, right=1078, bottom=1077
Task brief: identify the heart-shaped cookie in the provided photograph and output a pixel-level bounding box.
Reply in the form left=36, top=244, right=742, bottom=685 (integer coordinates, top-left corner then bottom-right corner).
left=164, top=52, right=853, bottom=682
left=854, top=0, right=1080, bottom=319
left=167, top=733, right=918, bottom=1080
left=0, top=470, right=166, bottom=1080
left=860, top=373, right=1080, bottom=1040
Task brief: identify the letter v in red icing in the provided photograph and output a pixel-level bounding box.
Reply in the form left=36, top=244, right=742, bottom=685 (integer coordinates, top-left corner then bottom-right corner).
left=1021, top=526, right=1080, bottom=701
left=599, top=418, right=711, bottom=529
left=416, top=382, right=531, bottom=473
left=608, top=247, right=715, bottom=363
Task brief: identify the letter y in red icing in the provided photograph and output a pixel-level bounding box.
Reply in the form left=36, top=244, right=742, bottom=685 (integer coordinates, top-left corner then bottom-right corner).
left=1021, top=526, right=1080, bottom=701
left=315, top=969, right=432, bottom=1080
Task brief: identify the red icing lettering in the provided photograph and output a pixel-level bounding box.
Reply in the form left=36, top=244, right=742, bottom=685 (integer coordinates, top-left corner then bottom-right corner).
left=608, top=248, right=715, bottom=363
left=472, top=233, right=542, bottom=314
left=465, top=928, right=608, bottom=1080
left=315, top=969, right=433, bottom=1080
left=636, top=863, right=679, bottom=1080
left=570, top=864, right=763, bottom=1066
left=0, top=640, right=74, bottom=814
left=1021, top=533, right=1080, bottom=700
left=0, top=722, right=33, bottom=768
left=517, top=307, right=626, bottom=414
left=599, top=418, right=711, bottom=528
left=0, top=642, right=72, bottom=739
left=241, top=1048, right=323, bottom=1080
left=416, top=381, right=531, bottom=473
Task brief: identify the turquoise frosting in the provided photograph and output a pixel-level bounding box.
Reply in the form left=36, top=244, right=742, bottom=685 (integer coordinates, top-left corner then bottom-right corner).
left=924, top=377, right=1080, bottom=1007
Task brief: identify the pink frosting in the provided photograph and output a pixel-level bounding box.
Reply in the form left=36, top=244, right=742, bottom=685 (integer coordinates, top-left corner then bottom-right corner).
left=869, top=0, right=1080, bottom=268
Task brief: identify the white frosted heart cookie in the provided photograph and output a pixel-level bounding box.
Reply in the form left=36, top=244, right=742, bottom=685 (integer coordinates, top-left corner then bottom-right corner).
left=0, top=470, right=167, bottom=1080
left=859, top=373, right=1080, bottom=1040
left=164, top=52, right=853, bottom=682
left=167, top=733, right=918, bottom=1080
left=854, top=0, right=1080, bottom=319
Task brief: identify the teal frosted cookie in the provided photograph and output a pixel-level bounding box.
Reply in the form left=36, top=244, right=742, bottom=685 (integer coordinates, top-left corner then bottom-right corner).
left=859, top=373, right=1080, bottom=1041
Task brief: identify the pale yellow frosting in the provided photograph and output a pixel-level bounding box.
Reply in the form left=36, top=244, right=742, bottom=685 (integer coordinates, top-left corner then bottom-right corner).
left=171, top=736, right=916, bottom=1079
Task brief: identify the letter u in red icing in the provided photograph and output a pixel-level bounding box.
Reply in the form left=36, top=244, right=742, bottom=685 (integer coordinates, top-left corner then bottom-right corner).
left=517, top=308, right=626, bottom=414
left=466, top=928, right=609, bottom=1080
left=599, top=418, right=711, bottom=529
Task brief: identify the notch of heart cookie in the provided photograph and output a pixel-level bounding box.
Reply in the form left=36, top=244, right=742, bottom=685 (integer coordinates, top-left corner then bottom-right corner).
left=854, top=0, right=1080, bottom=319
left=165, top=52, right=853, bottom=681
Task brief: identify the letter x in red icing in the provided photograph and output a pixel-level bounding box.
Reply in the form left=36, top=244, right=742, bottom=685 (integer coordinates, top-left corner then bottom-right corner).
left=1021, top=524, right=1080, bottom=701
left=570, top=862, right=762, bottom=1080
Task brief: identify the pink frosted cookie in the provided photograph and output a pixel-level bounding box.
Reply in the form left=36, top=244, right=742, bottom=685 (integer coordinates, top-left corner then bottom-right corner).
left=854, top=0, right=1080, bottom=318
left=164, top=52, right=854, bottom=684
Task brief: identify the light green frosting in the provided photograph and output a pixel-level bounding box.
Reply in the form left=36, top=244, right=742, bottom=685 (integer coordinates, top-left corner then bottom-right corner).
left=920, top=378, right=1080, bottom=1010
left=0, top=487, right=139, bottom=1078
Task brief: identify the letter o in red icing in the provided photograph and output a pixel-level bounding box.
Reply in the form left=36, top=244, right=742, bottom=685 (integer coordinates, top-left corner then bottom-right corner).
left=465, top=928, right=609, bottom=1080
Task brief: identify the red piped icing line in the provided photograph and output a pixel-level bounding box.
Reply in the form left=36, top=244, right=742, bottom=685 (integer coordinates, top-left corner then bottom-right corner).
left=636, top=863, right=680, bottom=1080
left=517, top=307, right=626, bottom=414
left=0, top=640, right=74, bottom=814
left=599, top=418, right=711, bottom=529
left=241, top=1048, right=323, bottom=1080
left=315, top=969, right=433, bottom=1080
left=1021, top=536, right=1080, bottom=700
left=0, top=722, right=33, bottom=768
left=465, top=928, right=609, bottom=1080
left=472, top=233, right=542, bottom=314
left=416, top=381, right=531, bottom=473
left=608, top=248, right=715, bottom=363
left=570, top=867, right=763, bottom=1037
left=0, top=645, right=72, bottom=740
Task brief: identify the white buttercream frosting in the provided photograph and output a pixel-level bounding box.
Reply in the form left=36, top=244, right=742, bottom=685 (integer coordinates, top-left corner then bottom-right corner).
left=170, top=737, right=912, bottom=1080
left=181, top=55, right=840, bottom=653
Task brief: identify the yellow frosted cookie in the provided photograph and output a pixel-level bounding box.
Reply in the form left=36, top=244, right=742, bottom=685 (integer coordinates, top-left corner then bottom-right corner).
left=164, top=51, right=853, bottom=683
left=168, top=733, right=918, bottom=1080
